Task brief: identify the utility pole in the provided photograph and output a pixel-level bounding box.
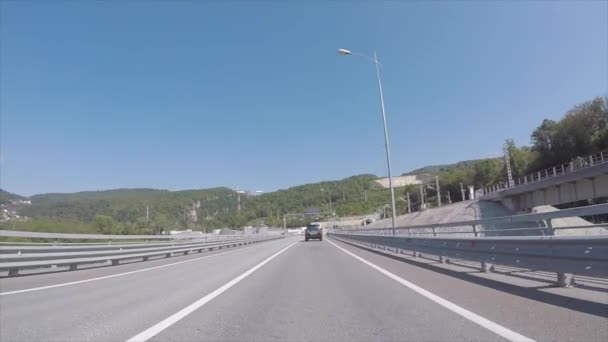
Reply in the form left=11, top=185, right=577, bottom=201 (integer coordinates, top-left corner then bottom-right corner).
left=504, top=144, right=515, bottom=188
left=419, top=184, right=425, bottom=211
left=435, top=176, right=441, bottom=207
left=406, top=192, right=411, bottom=213
left=321, top=188, right=332, bottom=216
left=460, top=182, right=466, bottom=201
left=235, top=186, right=242, bottom=215
left=447, top=191, right=451, bottom=204
left=237, top=192, right=241, bottom=214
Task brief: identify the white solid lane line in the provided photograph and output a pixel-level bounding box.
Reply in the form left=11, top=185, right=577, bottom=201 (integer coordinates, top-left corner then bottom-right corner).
left=0, top=240, right=275, bottom=296
left=327, top=239, right=535, bottom=342
left=126, top=241, right=298, bottom=342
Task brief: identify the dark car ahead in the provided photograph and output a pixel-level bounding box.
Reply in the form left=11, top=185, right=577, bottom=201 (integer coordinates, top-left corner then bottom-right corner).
left=305, top=223, right=323, bottom=241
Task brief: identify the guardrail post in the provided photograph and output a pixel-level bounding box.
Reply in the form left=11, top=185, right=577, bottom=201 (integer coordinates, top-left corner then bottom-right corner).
left=432, top=227, right=437, bottom=237
left=557, top=272, right=575, bottom=287
left=8, top=268, right=19, bottom=277
left=481, top=261, right=494, bottom=273
left=601, top=152, right=604, bottom=162
left=537, top=171, right=541, bottom=180
left=524, top=176, right=527, bottom=184
left=472, top=225, right=478, bottom=237
left=552, top=167, right=556, bottom=176
left=589, top=155, right=594, bottom=166
left=544, top=169, right=549, bottom=178
left=570, top=161, right=574, bottom=171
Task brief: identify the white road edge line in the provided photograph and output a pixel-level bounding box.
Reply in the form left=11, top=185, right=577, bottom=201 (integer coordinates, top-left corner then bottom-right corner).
left=126, top=240, right=298, bottom=342
left=327, top=238, right=535, bottom=342
left=0, top=239, right=277, bottom=296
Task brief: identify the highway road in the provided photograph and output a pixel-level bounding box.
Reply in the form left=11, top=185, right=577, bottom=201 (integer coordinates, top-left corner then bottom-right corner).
left=1, top=235, right=606, bottom=341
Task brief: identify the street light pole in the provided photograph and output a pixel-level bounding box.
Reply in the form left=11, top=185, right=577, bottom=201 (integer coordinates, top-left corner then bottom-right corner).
left=374, top=51, right=397, bottom=231
left=338, top=48, right=397, bottom=231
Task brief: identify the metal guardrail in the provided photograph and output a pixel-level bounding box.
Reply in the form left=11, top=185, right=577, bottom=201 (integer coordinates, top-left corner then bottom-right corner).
left=0, top=230, right=248, bottom=240
left=0, top=235, right=283, bottom=277
left=331, top=204, right=608, bottom=286
left=337, top=203, right=608, bottom=236
left=0, top=239, right=252, bottom=262
left=329, top=233, right=608, bottom=282
left=0, top=239, right=234, bottom=254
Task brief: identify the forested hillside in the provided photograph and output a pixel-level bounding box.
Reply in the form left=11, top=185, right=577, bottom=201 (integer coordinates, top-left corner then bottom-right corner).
left=0, top=175, right=395, bottom=234
left=0, top=189, right=25, bottom=205
left=1, top=97, right=605, bottom=234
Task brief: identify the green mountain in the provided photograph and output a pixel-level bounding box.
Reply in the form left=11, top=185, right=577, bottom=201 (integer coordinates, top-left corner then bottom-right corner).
left=403, top=159, right=499, bottom=177
left=0, top=189, right=26, bottom=205
left=2, top=97, right=605, bottom=235
left=0, top=175, right=396, bottom=234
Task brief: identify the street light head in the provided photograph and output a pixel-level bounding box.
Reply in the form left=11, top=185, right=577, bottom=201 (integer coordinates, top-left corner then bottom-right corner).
left=337, top=48, right=352, bottom=56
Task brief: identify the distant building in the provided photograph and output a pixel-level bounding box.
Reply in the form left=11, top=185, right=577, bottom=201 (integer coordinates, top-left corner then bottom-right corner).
left=375, top=175, right=432, bottom=188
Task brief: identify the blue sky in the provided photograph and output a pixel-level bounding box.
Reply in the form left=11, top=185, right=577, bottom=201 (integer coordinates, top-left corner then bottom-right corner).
left=1, top=1, right=606, bottom=196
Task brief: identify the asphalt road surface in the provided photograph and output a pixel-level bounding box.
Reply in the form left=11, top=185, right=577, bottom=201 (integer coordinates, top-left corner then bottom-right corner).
left=1, top=235, right=606, bottom=341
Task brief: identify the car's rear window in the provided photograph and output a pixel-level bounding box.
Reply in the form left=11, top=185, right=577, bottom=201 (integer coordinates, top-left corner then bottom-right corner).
left=307, top=225, right=320, bottom=230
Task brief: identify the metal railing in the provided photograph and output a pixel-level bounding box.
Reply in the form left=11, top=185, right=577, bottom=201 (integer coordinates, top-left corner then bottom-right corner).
left=0, top=230, right=258, bottom=241
left=0, top=234, right=284, bottom=277
left=481, top=150, right=607, bottom=195
left=335, top=203, right=608, bottom=237
left=329, top=203, right=608, bottom=286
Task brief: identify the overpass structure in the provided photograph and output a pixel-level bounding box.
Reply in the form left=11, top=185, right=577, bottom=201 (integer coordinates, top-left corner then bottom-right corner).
left=480, top=151, right=608, bottom=211
left=1, top=205, right=607, bottom=342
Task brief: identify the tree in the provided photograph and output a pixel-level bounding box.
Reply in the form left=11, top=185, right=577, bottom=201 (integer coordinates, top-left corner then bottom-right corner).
left=531, top=119, right=558, bottom=167
left=94, top=215, right=115, bottom=234
left=551, top=97, right=607, bottom=163
left=472, top=159, right=503, bottom=188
